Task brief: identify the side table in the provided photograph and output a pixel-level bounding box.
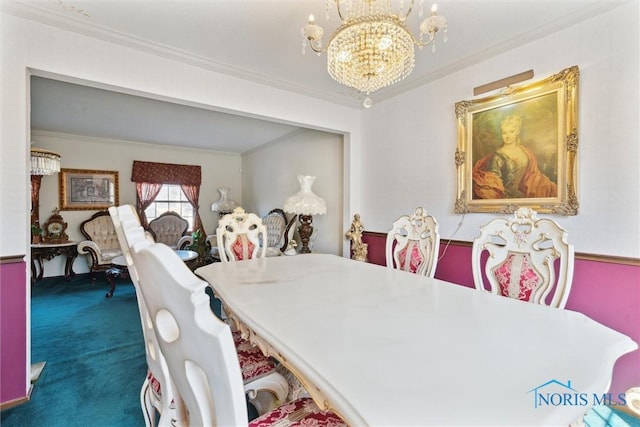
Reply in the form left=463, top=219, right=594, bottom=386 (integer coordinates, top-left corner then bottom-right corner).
left=106, top=250, right=198, bottom=298
left=31, top=242, right=78, bottom=283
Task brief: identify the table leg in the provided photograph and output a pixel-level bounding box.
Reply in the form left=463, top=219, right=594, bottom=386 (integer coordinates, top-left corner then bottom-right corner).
left=105, top=266, right=130, bottom=298
left=64, top=254, right=77, bottom=281
left=31, top=259, right=37, bottom=284
left=105, top=268, right=117, bottom=298
left=36, top=258, right=45, bottom=281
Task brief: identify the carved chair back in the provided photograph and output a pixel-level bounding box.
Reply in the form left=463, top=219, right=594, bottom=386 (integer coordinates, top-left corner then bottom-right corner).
left=385, top=207, right=440, bottom=278
left=217, top=207, right=267, bottom=262
left=471, top=207, right=574, bottom=308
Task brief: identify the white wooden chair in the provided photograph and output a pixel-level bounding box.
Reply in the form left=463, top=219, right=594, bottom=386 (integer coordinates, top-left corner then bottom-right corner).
left=217, top=207, right=267, bottom=262
left=109, top=205, right=175, bottom=427
left=132, top=242, right=346, bottom=427
left=471, top=207, right=574, bottom=308
left=112, top=205, right=289, bottom=421
left=385, top=207, right=440, bottom=277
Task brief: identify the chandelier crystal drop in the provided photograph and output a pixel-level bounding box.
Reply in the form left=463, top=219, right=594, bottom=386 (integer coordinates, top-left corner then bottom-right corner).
left=302, top=0, right=447, bottom=96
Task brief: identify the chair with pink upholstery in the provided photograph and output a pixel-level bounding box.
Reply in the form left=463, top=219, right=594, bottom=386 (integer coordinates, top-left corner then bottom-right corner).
left=132, top=242, right=346, bottom=427
left=217, top=207, right=267, bottom=262
left=385, top=207, right=440, bottom=278
left=471, top=207, right=574, bottom=308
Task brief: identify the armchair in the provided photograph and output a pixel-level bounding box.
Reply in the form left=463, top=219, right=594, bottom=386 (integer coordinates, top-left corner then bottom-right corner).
left=261, top=208, right=296, bottom=257
left=147, top=211, right=189, bottom=248
left=77, top=211, right=123, bottom=281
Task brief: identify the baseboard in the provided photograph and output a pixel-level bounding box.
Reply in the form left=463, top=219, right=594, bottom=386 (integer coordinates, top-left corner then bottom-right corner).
left=30, top=361, right=46, bottom=383
left=1, top=361, right=47, bottom=412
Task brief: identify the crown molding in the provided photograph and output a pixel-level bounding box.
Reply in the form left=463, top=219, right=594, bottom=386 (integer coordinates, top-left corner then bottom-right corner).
left=4, top=1, right=361, bottom=108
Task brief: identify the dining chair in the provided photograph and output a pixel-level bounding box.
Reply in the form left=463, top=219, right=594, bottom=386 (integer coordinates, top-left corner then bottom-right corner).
left=217, top=207, right=267, bottom=262
left=132, top=242, right=347, bottom=426
left=471, top=207, right=574, bottom=308
left=113, top=205, right=289, bottom=417
left=109, top=206, right=176, bottom=427
left=385, top=207, right=441, bottom=277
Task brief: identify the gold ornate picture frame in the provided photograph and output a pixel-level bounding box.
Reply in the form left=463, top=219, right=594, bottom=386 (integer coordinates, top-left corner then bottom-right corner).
left=59, top=168, right=119, bottom=210
left=454, top=65, right=579, bottom=215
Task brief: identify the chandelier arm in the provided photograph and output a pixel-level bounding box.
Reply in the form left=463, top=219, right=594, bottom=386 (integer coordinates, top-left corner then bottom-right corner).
left=413, top=31, right=436, bottom=47
left=335, top=0, right=346, bottom=21
left=400, top=0, right=415, bottom=21
left=307, top=39, right=327, bottom=53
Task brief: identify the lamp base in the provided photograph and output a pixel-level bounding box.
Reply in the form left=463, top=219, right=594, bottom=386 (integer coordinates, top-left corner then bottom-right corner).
left=297, top=214, right=314, bottom=254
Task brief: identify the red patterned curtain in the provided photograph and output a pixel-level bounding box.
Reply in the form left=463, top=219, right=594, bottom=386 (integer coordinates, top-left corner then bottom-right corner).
left=181, top=184, right=205, bottom=234
left=135, top=182, right=163, bottom=227
left=131, top=161, right=203, bottom=230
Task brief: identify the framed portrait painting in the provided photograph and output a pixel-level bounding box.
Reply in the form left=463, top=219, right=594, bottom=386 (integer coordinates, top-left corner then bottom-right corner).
left=454, top=65, right=579, bottom=215
left=59, top=168, right=119, bottom=210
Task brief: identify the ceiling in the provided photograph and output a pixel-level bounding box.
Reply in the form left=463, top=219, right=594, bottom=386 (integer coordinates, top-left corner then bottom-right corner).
left=15, top=0, right=627, bottom=152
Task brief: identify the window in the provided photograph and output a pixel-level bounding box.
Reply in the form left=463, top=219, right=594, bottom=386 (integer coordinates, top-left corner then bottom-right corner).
left=145, top=184, right=194, bottom=230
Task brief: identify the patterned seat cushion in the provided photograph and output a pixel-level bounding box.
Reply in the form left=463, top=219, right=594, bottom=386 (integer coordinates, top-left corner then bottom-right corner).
left=249, top=397, right=346, bottom=427
left=232, top=330, right=277, bottom=381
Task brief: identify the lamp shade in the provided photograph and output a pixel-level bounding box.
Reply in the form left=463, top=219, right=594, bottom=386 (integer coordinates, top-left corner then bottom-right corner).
left=30, top=147, right=61, bottom=176
left=284, top=175, right=327, bottom=215
left=210, top=187, right=238, bottom=213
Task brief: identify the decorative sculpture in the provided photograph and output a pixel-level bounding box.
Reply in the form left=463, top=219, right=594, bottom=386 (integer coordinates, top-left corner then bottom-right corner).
left=345, top=213, right=368, bottom=262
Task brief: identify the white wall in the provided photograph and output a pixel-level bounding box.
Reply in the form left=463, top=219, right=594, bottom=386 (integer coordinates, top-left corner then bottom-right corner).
left=31, top=131, right=241, bottom=276
left=242, top=129, right=344, bottom=255
left=0, top=10, right=362, bottom=259
left=360, top=2, right=640, bottom=258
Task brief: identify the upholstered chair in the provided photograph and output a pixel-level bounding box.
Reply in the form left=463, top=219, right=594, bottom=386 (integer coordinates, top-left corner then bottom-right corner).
left=147, top=211, right=189, bottom=248
left=132, top=242, right=346, bottom=426
left=77, top=210, right=123, bottom=281
left=385, top=207, right=441, bottom=278
left=471, top=207, right=574, bottom=308
left=261, top=208, right=296, bottom=257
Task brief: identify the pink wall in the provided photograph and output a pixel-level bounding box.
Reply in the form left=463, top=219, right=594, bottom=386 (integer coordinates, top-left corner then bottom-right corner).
left=0, top=260, right=28, bottom=405
left=362, top=233, right=640, bottom=397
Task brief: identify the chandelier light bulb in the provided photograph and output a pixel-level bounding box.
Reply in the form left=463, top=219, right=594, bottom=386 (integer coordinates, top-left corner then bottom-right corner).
left=362, top=97, right=373, bottom=108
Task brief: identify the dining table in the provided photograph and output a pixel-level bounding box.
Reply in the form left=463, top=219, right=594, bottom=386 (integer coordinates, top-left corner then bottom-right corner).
left=195, top=253, right=637, bottom=426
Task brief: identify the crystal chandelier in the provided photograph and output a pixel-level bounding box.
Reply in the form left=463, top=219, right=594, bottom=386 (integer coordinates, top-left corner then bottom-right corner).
left=301, top=0, right=447, bottom=98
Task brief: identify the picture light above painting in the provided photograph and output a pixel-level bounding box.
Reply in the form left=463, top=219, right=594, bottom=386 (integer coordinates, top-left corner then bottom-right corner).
left=454, top=65, right=579, bottom=216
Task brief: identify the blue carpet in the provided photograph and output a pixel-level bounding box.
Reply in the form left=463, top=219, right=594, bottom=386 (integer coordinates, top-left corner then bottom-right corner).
left=1, top=275, right=147, bottom=427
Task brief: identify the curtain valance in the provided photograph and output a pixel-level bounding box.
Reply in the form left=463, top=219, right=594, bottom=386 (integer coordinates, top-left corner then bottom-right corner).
left=131, top=160, right=201, bottom=186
